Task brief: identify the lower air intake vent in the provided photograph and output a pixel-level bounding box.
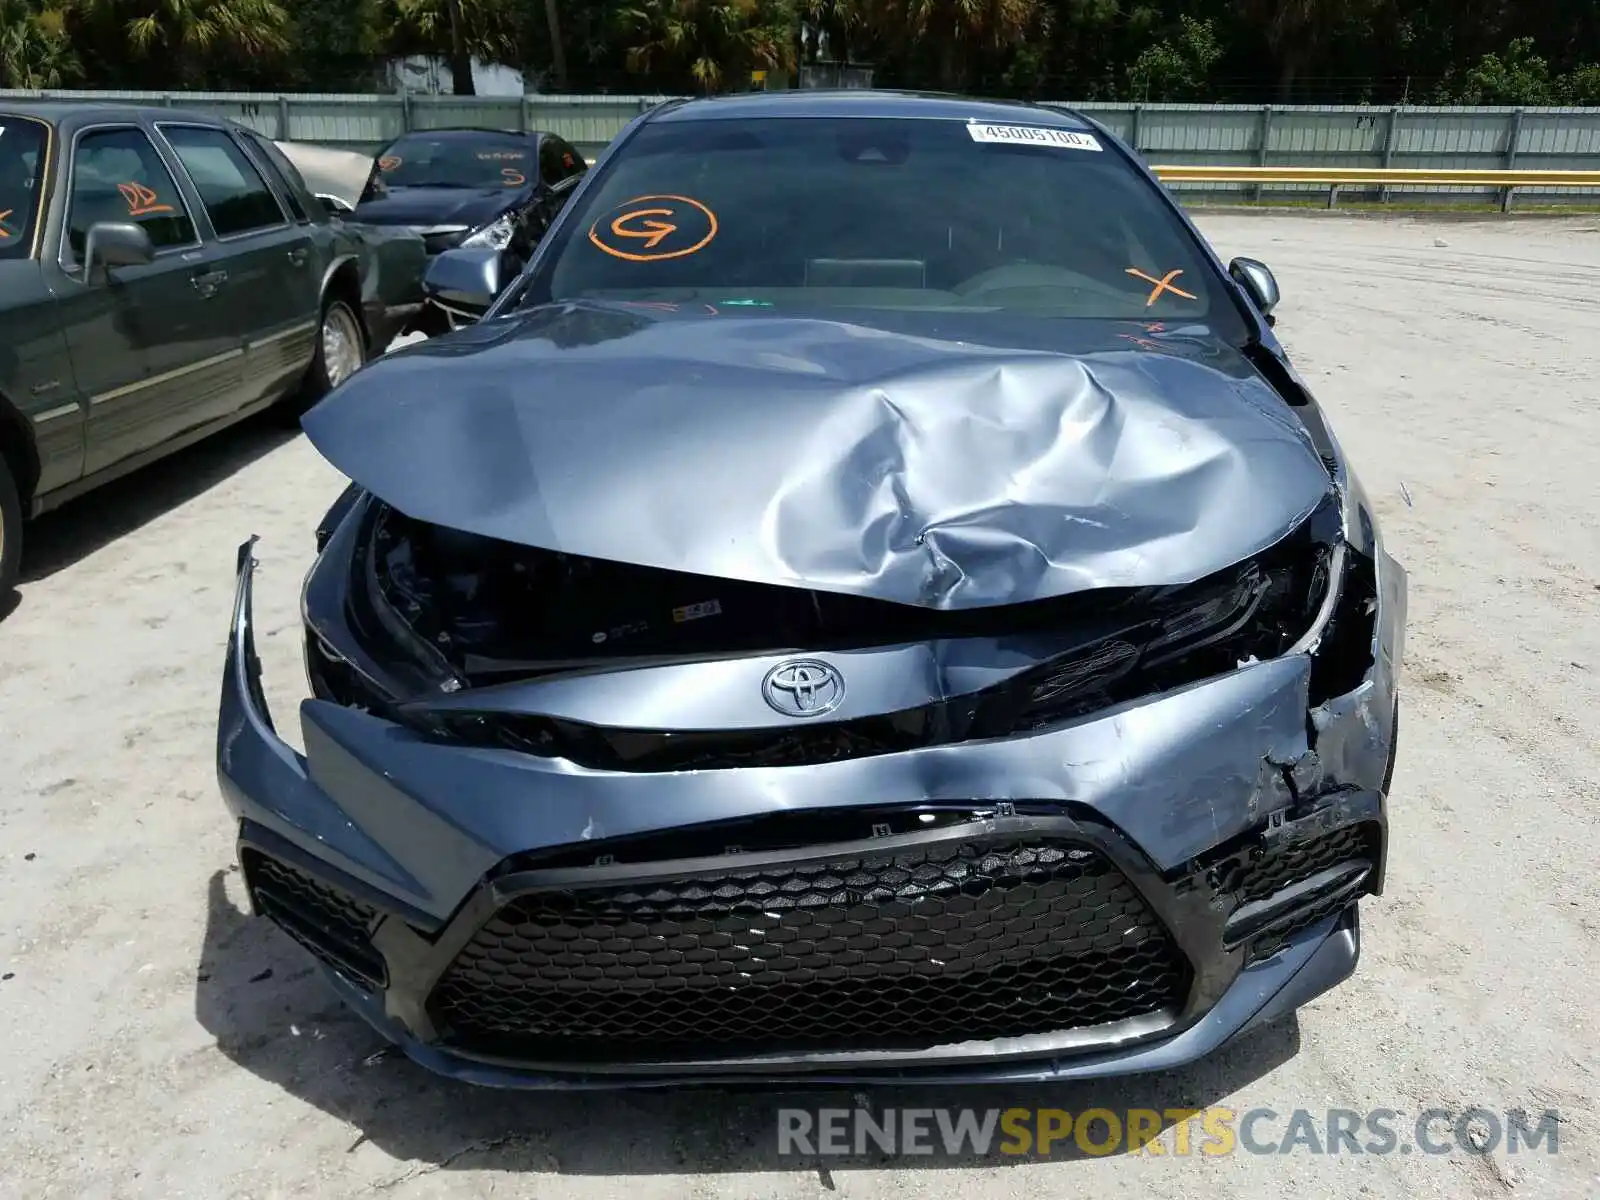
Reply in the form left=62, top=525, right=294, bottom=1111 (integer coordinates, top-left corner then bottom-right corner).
left=242, top=850, right=387, bottom=990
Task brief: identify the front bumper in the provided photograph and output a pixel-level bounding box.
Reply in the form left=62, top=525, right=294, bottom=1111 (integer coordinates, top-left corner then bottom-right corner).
left=216, top=536, right=1406, bottom=1088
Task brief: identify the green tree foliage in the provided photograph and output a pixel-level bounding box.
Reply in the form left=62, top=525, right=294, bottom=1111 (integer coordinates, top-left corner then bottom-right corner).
left=1126, top=15, right=1222, bottom=101
left=617, top=0, right=795, bottom=92
left=0, top=0, right=1597, bottom=102
left=0, top=0, right=78, bottom=87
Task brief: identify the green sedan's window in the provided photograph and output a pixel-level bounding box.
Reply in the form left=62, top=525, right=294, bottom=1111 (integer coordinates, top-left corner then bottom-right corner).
left=68, top=127, right=197, bottom=258
left=0, top=116, right=49, bottom=259
left=245, top=133, right=311, bottom=222
left=161, top=124, right=287, bottom=238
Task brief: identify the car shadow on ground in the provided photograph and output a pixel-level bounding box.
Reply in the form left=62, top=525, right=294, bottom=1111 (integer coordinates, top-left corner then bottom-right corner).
left=15, top=411, right=298, bottom=589
left=196, top=871, right=1301, bottom=1180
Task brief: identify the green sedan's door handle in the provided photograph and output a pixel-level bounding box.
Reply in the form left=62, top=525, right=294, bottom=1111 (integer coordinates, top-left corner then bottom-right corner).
left=287, top=247, right=309, bottom=266
left=191, top=268, right=228, bottom=296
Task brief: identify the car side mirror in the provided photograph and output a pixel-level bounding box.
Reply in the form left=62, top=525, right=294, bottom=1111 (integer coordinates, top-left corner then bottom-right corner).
left=1229, top=257, right=1280, bottom=323
left=421, top=247, right=507, bottom=325
left=83, top=221, right=154, bottom=281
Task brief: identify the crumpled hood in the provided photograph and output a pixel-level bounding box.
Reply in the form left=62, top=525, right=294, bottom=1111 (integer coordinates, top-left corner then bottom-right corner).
left=353, top=187, right=515, bottom=229
left=301, top=303, right=1334, bottom=610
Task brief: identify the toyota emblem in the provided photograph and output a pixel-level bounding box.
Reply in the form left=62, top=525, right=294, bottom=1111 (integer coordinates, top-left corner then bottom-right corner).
left=762, top=659, right=845, bottom=718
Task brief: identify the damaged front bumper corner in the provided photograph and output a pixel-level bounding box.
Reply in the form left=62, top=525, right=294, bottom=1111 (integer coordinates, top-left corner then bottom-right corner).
left=216, top=536, right=1406, bottom=1088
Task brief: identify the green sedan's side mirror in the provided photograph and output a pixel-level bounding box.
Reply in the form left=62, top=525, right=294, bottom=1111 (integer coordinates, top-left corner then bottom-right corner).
left=84, top=221, right=155, bottom=283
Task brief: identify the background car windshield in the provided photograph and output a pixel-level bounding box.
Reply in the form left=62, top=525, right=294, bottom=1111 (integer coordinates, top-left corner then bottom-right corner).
left=0, top=116, right=48, bottom=260
left=370, top=133, right=531, bottom=191
left=539, top=116, right=1232, bottom=324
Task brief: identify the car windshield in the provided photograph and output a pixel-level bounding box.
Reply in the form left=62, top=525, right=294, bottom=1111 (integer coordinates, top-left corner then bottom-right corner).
left=0, top=115, right=48, bottom=260
left=528, top=114, right=1237, bottom=327
left=368, top=132, right=533, bottom=193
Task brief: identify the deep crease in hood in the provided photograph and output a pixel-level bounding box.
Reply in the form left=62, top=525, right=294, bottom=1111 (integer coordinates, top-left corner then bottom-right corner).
left=302, top=303, right=1335, bottom=610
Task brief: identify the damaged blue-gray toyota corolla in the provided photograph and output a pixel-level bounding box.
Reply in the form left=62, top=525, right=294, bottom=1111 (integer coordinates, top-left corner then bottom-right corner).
left=215, top=91, right=1406, bottom=1089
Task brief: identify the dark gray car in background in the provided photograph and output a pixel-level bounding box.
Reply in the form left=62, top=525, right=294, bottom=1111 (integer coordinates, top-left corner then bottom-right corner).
left=219, top=91, right=1406, bottom=1088
left=0, top=102, right=426, bottom=600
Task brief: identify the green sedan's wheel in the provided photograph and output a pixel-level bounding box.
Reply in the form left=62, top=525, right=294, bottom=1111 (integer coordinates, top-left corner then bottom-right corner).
left=320, top=300, right=366, bottom=389
left=281, top=295, right=369, bottom=423
left=0, top=452, right=22, bottom=605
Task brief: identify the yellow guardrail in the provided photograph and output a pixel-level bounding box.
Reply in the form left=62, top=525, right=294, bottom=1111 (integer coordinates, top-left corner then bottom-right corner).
left=1148, top=164, right=1600, bottom=210
left=575, top=157, right=1598, bottom=207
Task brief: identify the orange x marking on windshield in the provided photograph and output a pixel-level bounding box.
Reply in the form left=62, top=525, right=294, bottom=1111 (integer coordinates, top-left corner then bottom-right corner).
left=611, top=208, right=677, bottom=249
left=0, top=209, right=13, bottom=236
left=1125, top=267, right=1196, bottom=307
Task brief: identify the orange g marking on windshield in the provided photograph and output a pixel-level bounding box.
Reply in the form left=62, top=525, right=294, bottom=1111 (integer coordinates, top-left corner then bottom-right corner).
left=378, top=155, right=402, bottom=171
left=118, top=182, right=173, bottom=217
left=501, top=167, right=526, bottom=186
left=1125, top=267, right=1196, bottom=307
left=611, top=208, right=677, bottom=250
left=588, top=195, right=718, bottom=262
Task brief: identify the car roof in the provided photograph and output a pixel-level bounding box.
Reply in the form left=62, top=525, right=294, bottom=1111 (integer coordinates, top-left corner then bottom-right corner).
left=388, top=127, right=543, bottom=140
left=647, top=90, right=1096, bottom=130
left=0, top=100, right=236, bottom=128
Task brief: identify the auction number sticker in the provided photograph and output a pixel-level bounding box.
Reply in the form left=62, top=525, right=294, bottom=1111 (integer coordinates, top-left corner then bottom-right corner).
left=966, top=123, right=1102, bottom=152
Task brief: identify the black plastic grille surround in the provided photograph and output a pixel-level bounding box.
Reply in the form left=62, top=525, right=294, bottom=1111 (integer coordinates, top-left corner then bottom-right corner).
left=426, top=835, right=1190, bottom=1061
left=242, top=850, right=387, bottom=990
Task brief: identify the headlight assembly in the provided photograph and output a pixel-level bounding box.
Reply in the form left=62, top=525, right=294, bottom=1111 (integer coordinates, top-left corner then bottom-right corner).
left=461, top=213, right=516, bottom=251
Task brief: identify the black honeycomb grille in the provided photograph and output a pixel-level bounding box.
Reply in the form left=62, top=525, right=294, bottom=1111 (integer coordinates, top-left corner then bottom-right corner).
left=1236, top=822, right=1379, bottom=905
left=242, top=850, right=387, bottom=990
left=427, top=836, right=1189, bottom=1061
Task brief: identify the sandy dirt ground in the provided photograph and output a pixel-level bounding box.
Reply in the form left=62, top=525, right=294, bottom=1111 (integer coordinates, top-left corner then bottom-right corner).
left=2, top=213, right=1598, bottom=1199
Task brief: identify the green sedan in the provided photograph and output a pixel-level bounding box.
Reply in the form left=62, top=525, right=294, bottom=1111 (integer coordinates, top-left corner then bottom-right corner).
left=0, top=101, right=428, bottom=601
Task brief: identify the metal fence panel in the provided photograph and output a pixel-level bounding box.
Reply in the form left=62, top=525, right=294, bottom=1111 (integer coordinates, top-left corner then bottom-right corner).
left=4, top=89, right=1597, bottom=200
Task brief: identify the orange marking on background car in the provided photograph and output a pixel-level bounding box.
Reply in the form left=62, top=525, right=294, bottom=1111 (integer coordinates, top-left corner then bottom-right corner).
left=501, top=167, right=526, bottom=186
left=588, top=195, right=718, bottom=263
left=117, top=181, right=173, bottom=217
left=1125, top=267, right=1197, bottom=307
left=378, top=155, right=402, bottom=171
left=0, top=209, right=13, bottom=237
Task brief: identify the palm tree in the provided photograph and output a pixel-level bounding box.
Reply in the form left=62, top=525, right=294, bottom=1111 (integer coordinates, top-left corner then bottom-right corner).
left=444, top=0, right=474, bottom=94
left=1243, top=0, right=1381, bottom=100
left=798, top=0, right=865, bottom=64
left=544, top=0, right=568, bottom=89
left=0, top=0, right=80, bottom=87
left=63, top=0, right=289, bottom=86
left=119, top=0, right=290, bottom=59
left=618, top=0, right=794, bottom=92
left=863, top=0, right=1041, bottom=90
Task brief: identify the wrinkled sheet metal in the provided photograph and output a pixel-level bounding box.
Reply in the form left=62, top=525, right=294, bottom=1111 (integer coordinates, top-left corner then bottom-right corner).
left=275, top=140, right=374, bottom=207
left=222, top=542, right=1362, bottom=919
left=301, top=303, right=1335, bottom=609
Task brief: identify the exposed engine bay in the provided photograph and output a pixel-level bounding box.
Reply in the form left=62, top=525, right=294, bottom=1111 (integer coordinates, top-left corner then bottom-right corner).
left=302, top=491, right=1379, bottom=773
